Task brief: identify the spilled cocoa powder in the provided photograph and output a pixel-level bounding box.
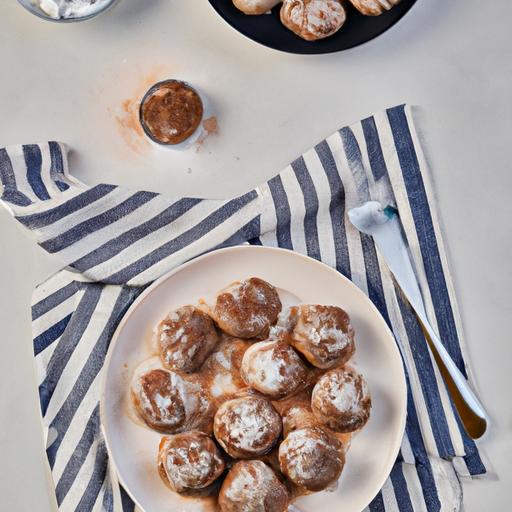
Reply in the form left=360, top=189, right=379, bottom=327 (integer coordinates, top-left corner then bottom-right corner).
left=109, top=68, right=171, bottom=155
left=195, top=116, right=219, bottom=152
left=112, top=97, right=149, bottom=155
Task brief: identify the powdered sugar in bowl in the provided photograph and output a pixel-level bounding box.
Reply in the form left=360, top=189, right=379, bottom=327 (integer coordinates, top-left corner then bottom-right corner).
left=17, top=0, right=119, bottom=22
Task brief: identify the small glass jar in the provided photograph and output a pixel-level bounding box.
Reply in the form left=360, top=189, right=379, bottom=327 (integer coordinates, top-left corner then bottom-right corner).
left=17, top=0, right=119, bottom=22
left=139, top=79, right=205, bottom=149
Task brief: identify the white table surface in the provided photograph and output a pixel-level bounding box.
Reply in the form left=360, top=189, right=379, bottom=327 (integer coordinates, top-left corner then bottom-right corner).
left=0, top=1, right=510, bottom=510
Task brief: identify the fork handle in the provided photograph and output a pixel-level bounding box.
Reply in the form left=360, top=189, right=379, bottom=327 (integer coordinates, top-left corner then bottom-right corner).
left=415, top=309, right=488, bottom=424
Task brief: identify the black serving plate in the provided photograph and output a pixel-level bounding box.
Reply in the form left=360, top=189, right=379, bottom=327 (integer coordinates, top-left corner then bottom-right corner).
left=208, top=0, right=417, bottom=54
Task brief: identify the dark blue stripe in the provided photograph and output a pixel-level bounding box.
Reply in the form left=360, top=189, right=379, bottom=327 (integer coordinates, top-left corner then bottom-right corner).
left=314, top=140, right=351, bottom=279
left=368, top=490, right=385, bottom=512
left=40, top=190, right=158, bottom=253
left=33, top=314, right=72, bottom=356
left=48, top=141, right=70, bottom=191
left=404, top=377, right=441, bottom=511
left=267, top=175, right=293, bottom=250
left=16, top=184, right=117, bottom=229
left=55, top=405, right=100, bottom=505
left=339, top=126, right=371, bottom=200
left=105, top=191, right=258, bottom=284
left=212, top=216, right=261, bottom=251
left=397, top=291, right=456, bottom=457
left=359, top=233, right=392, bottom=327
left=291, top=156, right=321, bottom=260
left=120, top=486, right=135, bottom=512
left=75, top=440, right=109, bottom=511
left=71, top=197, right=202, bottom=272
left=416, top=462, right=441, bottom=512
left=361, top=116, right=388, bottom=181
left=0, top=148, right=32, bottom=206
left=0, top=148, right=17, bottom=189
left=387, top=105, right=466, bottom=377
left=1, top=188, right=32, bottom=206
left=404, top=385, right=428, bottom=461
left=451, top=404, right=487, bottom=475
left=55, top=180, right=70, bottom=192
left=103, top=485, right=114, bottom=512
left=46, top=287, right=142, bottom=468
left=463, top=451, right=486, bottom=476
left=249, top=236, right=263, bottom=246
left=23, top=145, right=50, bottom=200
left=48, top=141, right=64, bottom=176
left=390, top=463, right=414, bottom=512
left=39, top=285, right=102, bottom=418
left=32, top=281, right=79, bottom=320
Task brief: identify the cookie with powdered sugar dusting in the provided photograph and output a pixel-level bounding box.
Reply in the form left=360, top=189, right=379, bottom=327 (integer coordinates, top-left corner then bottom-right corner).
left=131, top=367, right=211, bottom=434
left=348, top=0, right=401, bottom=16
left=213, top=278, right=281, bottom=339
left=280, top=0, right=347, bottom=41
left=241, top=340, right=307, bottom=399
left=312, top=366, right=371, bottom=432
left=157, top=305, right=219, bottom=373
left=214, top=394, right=282, bottom=458
left=272, top=304, right=355, bottom=369
left=232, top=0, right=281, bottom=15
left=219, top=460, right=289, bottom=512
left=279, top=425, right=344, bottom=492
left=158, top=431, right=225, bottom=492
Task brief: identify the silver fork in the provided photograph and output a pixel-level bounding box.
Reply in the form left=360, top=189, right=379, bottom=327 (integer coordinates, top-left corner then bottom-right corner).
left=348, top=201, right=488, bottom=439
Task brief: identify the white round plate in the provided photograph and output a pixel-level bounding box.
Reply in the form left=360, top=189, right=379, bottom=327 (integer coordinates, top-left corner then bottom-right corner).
left=101, top=245, right=407, bottom=512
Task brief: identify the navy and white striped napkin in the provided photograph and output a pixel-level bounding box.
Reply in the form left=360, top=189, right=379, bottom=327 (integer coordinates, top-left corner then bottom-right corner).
left=0, top=104, right=486, bottom=512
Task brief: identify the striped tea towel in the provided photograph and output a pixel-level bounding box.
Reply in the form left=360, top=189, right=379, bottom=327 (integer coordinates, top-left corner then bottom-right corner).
left=0, top=104, right=486, bottom=512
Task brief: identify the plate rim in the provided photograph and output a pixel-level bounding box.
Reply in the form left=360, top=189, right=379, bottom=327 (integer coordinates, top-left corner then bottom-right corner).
left=206, top=0, right=419, bottom=55
left=100, top=245, right=407, bottom=512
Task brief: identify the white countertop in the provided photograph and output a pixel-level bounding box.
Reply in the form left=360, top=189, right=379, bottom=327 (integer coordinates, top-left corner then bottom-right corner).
left=0, top=1, right=510, bottom=510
